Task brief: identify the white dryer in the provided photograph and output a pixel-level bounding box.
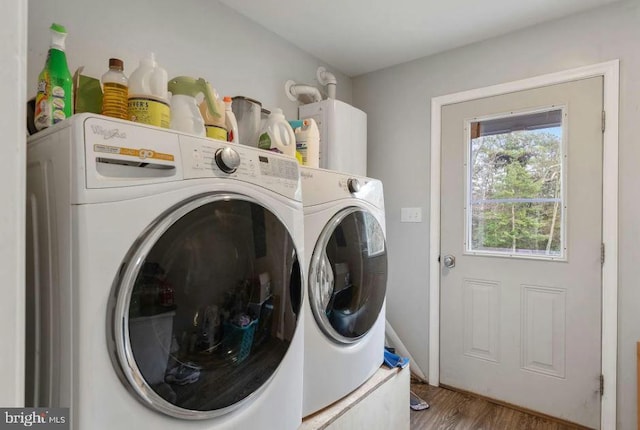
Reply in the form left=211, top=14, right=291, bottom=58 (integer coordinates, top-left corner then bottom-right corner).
left=25, top=114, right=305, bottom=429
left=300, top=166, right=387, bottom=417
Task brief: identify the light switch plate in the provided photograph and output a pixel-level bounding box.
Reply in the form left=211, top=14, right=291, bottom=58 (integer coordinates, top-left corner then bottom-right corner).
left=401, top=207, right=422, bottom=223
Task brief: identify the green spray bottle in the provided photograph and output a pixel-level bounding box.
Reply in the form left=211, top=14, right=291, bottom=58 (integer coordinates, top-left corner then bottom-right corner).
left=34, top=23, right=73, bottom=131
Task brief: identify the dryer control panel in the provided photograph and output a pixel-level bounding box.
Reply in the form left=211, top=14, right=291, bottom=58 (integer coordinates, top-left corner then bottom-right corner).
left=179, top=135, right=301, bottom=200
left=299, top=166, right=384, bottom=209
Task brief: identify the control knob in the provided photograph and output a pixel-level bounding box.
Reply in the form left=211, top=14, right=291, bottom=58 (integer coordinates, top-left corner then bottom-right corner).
left=215, top=147, right=240, bottom=174
left=347, top=178, right=361, bottom=193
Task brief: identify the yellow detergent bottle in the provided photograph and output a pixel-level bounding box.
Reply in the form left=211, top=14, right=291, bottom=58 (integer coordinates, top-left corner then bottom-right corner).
left=128, top=53, right=170, bottom=128
left=198, top=90, right=227, bottom=141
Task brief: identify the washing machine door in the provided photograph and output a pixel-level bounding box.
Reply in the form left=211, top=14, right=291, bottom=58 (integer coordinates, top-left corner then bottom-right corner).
left=109, top=193, right=302, bottom=419
left=309, top=207, right=387, bottom=344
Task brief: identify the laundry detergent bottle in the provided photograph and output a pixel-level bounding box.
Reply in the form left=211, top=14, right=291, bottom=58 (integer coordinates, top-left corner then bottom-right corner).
left=224, top=96, right=239, bottom=143
left=168, top=77, right=217, bottom=137
left=34, top=23, right=73, bottom=131
left=128, top=53, right=170, bottom=128
left=290, top=118, right=320, bottom=167
left=198, top=91, right=226, bottom=141
left=258, top=108, right=296, bottom=158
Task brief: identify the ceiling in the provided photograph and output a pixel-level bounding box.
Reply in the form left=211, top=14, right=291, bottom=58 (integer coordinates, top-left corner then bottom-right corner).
left=219, top=0, right=621, bottom=77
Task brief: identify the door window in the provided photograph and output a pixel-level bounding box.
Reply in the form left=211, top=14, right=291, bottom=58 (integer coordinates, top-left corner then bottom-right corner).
left=111, top=194, right=301, bottom=418
left=466, top=108, right=566, bottom=259
left=309, top=208, right=387, bottom=344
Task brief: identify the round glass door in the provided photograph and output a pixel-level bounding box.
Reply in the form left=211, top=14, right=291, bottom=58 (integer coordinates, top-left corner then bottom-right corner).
left=110, top=193, right=302, bottom=419
left=309, top=207, right=387, bottom=344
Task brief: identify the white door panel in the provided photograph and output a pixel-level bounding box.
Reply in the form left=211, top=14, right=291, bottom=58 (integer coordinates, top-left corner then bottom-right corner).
left=440, top=77, right=603, bottom=428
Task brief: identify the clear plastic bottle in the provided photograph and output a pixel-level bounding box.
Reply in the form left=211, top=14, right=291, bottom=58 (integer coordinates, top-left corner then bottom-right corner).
left=101, top=58, right=128, bottom=120
left=34, top=23, right=73, bottom=131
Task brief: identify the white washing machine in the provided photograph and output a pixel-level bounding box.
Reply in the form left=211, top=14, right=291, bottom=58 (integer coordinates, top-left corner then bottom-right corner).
left=299, top=166, right=387, bottom=417
left=25, top=114, right=305, bottom=429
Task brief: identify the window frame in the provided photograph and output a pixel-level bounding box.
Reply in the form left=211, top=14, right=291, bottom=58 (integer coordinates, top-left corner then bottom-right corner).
left=462, top=105, right=569, bottom=261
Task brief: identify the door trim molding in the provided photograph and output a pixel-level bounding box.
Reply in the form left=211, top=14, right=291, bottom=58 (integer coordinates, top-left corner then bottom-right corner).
left=429, top=60, right=619, bottom=429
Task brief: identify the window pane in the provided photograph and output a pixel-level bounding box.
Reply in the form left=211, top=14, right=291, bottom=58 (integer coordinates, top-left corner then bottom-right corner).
left=471, top=202, right=562, bottom=256
left=468, top=109, right=564, bottom=258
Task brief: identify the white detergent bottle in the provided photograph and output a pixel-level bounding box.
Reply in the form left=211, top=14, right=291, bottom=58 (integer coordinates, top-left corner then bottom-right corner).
left=128, top=53, right=170, bottom=128
left=294, top=118, right=320, bottom=167
left=258, top=108, right=296, bottom=158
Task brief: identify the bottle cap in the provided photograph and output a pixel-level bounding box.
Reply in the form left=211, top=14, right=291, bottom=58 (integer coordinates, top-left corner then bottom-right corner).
left=142, top=53, right=157, bottom=66
left=49, top=23, right=68, bottom=51
left=109, top=58, right=124, bottom=71
left=50, top=23, right=67, bottom=34
left=288, top=120, right=304, bottom=129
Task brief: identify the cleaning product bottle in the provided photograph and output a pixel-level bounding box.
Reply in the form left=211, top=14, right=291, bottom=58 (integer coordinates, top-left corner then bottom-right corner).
left=34, top=23, right=73, bottom=131
left=168, top=76, right=217, bottom=137
left=128, top=53, right=170, bottom=128
left=223, top=96, right=239, bottom=144
left=288, top=120, right=304, bottom=164
left=289, top=118, right=320, bottom=167
left=258, top=108, right=296, bottom=158
left=198, top=91, right=226, bottom=141
left=101, top=58, right=128, bottom=120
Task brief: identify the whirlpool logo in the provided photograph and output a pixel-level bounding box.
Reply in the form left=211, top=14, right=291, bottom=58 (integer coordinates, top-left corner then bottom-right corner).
left=300, top=170, right=314, bottom=180
left=91, top=125, right=127, bottom=140
left=1, top=409, right=69, bottom=429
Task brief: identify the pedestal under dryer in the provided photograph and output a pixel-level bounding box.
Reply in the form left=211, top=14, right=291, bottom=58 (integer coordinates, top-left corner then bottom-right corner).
left=300, top=166, right=387, bottom=417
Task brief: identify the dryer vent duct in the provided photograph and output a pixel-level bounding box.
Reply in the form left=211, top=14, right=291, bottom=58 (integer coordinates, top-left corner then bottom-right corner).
left=316, top=67, right=337, bottom=100
left=285, top=80, right=322, bottom=104
left=285, top=67, right=338, bottom=104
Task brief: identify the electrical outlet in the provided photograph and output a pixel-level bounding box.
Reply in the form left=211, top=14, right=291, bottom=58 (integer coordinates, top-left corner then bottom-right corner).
left=401, top=207, right=422, bottom=223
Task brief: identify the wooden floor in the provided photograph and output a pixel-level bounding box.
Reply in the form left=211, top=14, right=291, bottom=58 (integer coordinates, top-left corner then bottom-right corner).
left=410, top=381, right=587, bottom=430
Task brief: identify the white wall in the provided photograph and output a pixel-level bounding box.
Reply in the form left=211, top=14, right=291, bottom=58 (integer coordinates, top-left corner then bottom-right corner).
left=0, top=0, right=26, bottom=407
left=27, top=0, right=352, bottom=120
left=353, top=1, right=640, bottom=428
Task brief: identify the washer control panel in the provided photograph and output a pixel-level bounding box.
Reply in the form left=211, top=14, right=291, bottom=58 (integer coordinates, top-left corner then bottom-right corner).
left=214, top=147, right=241, bottom=173
left=180, top=135, right=300, bottom=199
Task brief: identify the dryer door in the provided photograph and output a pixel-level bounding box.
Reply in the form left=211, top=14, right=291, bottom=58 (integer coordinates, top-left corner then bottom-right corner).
left=109, top=193, right=302, bottom=419
left=309, top=207, right=387, bottom=344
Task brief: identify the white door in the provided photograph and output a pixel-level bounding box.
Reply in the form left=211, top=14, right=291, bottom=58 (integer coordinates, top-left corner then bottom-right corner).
left=440, top=77, right=603, bottom=428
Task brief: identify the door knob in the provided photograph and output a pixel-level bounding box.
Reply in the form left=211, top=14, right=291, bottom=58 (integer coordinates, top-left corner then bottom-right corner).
left=443, top=255, right=456, bottom=268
